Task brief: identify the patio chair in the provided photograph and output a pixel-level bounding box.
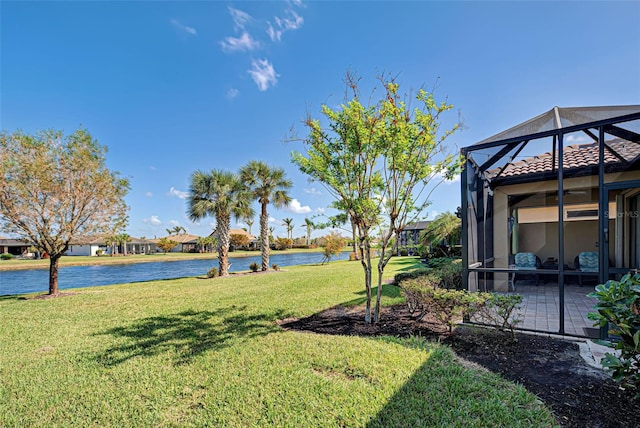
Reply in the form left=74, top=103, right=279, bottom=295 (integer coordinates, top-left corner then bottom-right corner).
left=513, top=252, right=541, bottom=288
left=576, top=251, right=599, bottom=287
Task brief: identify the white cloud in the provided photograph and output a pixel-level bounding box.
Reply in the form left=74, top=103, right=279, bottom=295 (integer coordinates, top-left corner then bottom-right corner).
left=247, top=59, right=278, bottom=91
left=145, top=192, right=153, bottom=197
left=304, top=187, right=321, bottom=195
left=267, top=9, right=304, bottom=41
left=170, top=19, right=197, bottom=36
left=226, top=88, right=239, bottom=100
left=285, top=198, right=312, bottom=214
left=168, top=220, right=181, bottom=227
left=268, top=216, right=278, bottom=223
left=168, top=187, right=188, bottom=199
left=143, top=216, right=162, bottom=226
left=220, top=31, right=260, bottom=52
left=149, top=165, right=157, bottom=171
left=316, top=207, right=325, bottom=214
left=228, top=7, right=252, bottom=31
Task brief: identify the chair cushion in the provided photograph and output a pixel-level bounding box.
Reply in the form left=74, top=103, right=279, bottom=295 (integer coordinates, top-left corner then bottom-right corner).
left=515, top=252, right=537, bottom=269
left=579, top=252, right=598, bottom=272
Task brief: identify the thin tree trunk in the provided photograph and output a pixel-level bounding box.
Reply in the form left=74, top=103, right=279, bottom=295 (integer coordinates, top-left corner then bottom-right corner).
left=359, top=235, right=373, bottom=324
left=260, top=203, right=270, bottom=271
left=48, top=255, right=60, bottom=295
left=351, top=218, right=359, bottom=260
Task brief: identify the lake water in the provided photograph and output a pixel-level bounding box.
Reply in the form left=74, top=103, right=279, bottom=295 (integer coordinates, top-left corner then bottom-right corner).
left=0, top=251, right=350, bottom=296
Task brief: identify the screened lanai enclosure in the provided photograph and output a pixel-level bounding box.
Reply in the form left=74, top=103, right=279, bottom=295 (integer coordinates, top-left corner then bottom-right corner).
left=461, top=106, right=640, bottom=337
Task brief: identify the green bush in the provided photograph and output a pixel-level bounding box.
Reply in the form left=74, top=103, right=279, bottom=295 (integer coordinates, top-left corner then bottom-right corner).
left=402, top=276, right=487, bottom=333
left=249, top=262, right=259, bottom=272
left=0, top=253, right=14, bottom=260
left=399, top=248, right=409, bottom=256
left=206, top=267, right=219, bottom=278
left=394, top=268, right=432, bottom=285
left=427, top=257, right=460, bottom=269
left=476, top=293, right=524, bottom=338
left=588, top=273, right=640, bottom=396
left=95, top=249, right=103, bottom=256
left=434, top=262, right=463, bottom=290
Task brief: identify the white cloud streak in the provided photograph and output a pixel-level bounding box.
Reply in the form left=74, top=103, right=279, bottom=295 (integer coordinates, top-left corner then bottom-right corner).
left=143, top=216, right=162, bottom=226
left=285, top=198, right=312, bottom=214
left=247, top=59, right=278, bottom=91
left=220, top=31, right=260, bottom=52
left=226, top=88, right=239, bottom=99
left=228, top=7, right=252, bottom=31
left=145, top=192, right=153, bottom=197
left=170, top=19, right=197, bottom=36
left=168, top=187, right=189, bottom=199
left=267, top=9, right=304, bottom=41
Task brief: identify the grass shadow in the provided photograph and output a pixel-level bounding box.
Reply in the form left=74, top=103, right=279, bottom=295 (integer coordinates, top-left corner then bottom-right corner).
left=391, top=256, right=426, bottom=272
left=93, top=305, right=290, bottom=366
left=341, top=283, right=402, bottom=307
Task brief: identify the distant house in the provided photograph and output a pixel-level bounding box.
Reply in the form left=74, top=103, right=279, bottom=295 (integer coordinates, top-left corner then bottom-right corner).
left=66, top=236, right=157, bottom=256
left=397, top=221, right=431, bottom=247
left=210, top=228, right=257, bottom=250
left=153, top=234, right=201, bottom=253
left=0, top=237, right=31, bottom=256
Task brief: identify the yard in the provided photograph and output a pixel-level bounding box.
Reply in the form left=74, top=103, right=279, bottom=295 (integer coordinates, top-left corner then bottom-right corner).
left=0, top=258, right=556, bottom=427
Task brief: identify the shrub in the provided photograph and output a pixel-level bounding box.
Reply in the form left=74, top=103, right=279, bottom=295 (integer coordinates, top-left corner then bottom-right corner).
left=476, top=293, right=524, bottom=338
left=274, top=237, right=293, bottom=250
left=427, top=257, right=460, bottom=269
left=588, top=273, right=640, bottom=396
left=399, top=248, right=409, bottom=256
left=1, top=253, right=14, bottom=260
left=349, top=252, right=358, bottom=261
left=402, top=276, right=487, bottom=333
left=433, top=262, right=463, bottom=290
left=249, top=262, right=259, bottom=272
left=206, top=267, right=219, bottom=278
left=95, top=249, right=103, bottom=256
left=394, top=268, right=432, bottom=285
left=272, top=264, right=279, bottom=271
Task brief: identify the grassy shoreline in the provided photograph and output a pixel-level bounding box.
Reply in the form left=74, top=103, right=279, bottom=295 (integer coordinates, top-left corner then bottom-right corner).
left=0, top=247, right=338, bottom=271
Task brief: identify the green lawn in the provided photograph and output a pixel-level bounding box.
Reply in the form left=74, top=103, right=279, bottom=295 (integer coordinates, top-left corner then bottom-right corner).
left=0, top=258, right=556, bottom=427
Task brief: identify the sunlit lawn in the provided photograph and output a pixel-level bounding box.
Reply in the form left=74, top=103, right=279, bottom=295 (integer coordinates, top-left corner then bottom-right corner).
left=0, top=258, right=556, bottom=427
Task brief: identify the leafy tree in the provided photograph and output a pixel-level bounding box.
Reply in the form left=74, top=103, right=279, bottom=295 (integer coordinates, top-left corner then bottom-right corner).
left=421, top=211, right=461, bottom=257
left=0, top=128, right=129, bottom=295
left=187, top=170, right=253, bottom=276
left=282, top=217, right=294, bottom=240
left=157, top=237, right=178, bottom=254
left=321, top=231, right=346, bottom=264
left=240, top=161, right=292, bottom=271
left=230, top=233, right=250, bottom=249
left=274, top=237, right=293, bottom=250
left=292, top=71, right=462, bottom=323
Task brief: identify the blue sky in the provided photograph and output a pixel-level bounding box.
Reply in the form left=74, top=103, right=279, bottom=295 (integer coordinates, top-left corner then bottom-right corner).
left=2, top=1, right=639, bottom=239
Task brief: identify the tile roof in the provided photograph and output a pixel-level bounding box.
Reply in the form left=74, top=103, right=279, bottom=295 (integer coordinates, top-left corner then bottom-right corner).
left=487, top=140, right=640, bottom=181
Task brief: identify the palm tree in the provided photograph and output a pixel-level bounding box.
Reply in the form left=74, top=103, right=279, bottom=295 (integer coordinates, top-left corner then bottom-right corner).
left=420, top=212, right=461, bottom=257
left=188, top=169, right=254, bottom=276
left=245, top=217, right=254, bottom=235
left=302, top=217, right=315, bottom=246
left=282, top=218, right=294, bottom=240
left=240, top=161, right=292, bottom=271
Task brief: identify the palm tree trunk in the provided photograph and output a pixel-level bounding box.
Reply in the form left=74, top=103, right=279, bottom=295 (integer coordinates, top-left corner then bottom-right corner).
left=217, top=213, right=231, bottom=276
left=260, top=203, right=269, bottom=271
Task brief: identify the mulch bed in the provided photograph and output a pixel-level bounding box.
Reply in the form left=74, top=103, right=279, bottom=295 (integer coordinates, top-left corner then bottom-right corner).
left=280, top=303, right=640, bottom=428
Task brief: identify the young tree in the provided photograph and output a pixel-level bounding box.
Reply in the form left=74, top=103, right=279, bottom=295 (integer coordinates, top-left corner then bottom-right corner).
left=321, top=231, right=347, bottom=264
left=0, top=128, right=129, bottom=295
left=157, top=237, right=178, bottom=254
left=245, top=217, right=254, bottom=236
left=230, top=233, right=250, bottom=250
left=239, top=161, right=292, bottom=271
left=292, top=71, right=462, bottom=323
left=187, top=170, right=253, bottom=276
left=282, top=217, right=294, bottom=240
